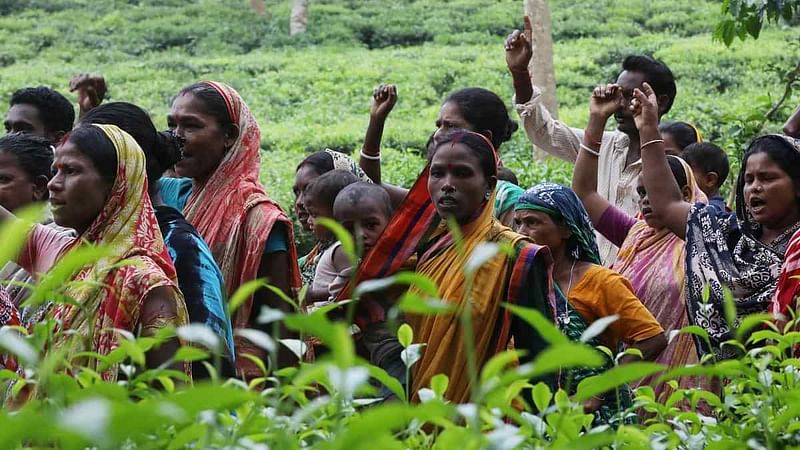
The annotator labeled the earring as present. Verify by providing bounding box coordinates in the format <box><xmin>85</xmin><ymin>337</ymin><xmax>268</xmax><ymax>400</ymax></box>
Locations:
<box><xmin>484</xmin><ymin>192</ymin><xmax>491</xmax><ymax>200</ymax></box>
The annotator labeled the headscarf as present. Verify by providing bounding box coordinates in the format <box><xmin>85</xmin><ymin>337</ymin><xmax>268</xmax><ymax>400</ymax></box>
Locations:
<box><xmin>686</xmin><ymin>134</ymin><xmax>800</xmax><ymax>359</ymax></box>
<box><xmin>493</xmin><ymin>180</ymin><xmax>523</xmax><ymax>221</ymax></box>
<box><xmin>181</xmin><ymin>81</ymin><xmax>301</xmax><ymax>377</ymax></box>
<box><xmin>324</xmin><ymin>148</ymin><xmax>372</xmax><ymax>182</ymax></box>
<box><xmin>515</xmin><ymin>182</ymin><xmax>601</xmax><ymax>265</ymax></box>
<box><xmin>343</xmin><ymin>129</ymin><xmax>555</xmax><ymax>403</ymax></box>
<box><xmin>48</xmin><ymin>124</ymin><xmax>187</xmax><ymax>381</ymax></box>
<box><xmin>613</xmin><ymin>156</ymin><xmax>706</xmax><ymax>400</ymax></box>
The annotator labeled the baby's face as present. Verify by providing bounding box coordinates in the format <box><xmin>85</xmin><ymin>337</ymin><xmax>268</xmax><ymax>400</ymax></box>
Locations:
<box><xmin>334</xmin><ymin>197</ymin><xmax>390</xmax><ymax>255</ymax></box>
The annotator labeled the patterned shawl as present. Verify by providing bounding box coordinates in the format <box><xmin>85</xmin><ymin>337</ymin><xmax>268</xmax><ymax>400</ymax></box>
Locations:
<box><xmin>614</xmin><ymin>156</ymin><xmax>706</xmax><ymax>399</ymax></box>
<box><xmin>181</xmin><ymin>81</ymin><xmax>300</xmax><ymax>377</ymax></box>
<box><xmin>48</xmin><ymin>124</ymin><xmax>187</xmax><ymax>381</ymax></box>
<box><xmin>325</xmin><ymin>148</ymin><xmax>372</xmax><ymax>182</ymax></box>
<box><xmin>685</xmin><ymin>134</ymin><xmax>800</xmax><ymax>359</ymax></box>
<box><xmin>515</xmin><ymin>182</ymin><xmax>602</xmax><ymax>264</ymax></box>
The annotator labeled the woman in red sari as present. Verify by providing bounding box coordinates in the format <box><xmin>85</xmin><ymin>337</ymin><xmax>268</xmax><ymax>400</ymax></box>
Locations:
<box><xmin>159</xmin><ymin>81</ymin><xmax>301</xmax><ymax>377</ymax></box>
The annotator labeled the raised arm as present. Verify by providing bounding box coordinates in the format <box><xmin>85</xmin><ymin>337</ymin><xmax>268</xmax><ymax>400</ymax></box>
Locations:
<box><xmin>505</xmin><ymin>17</ymin><xmax>582</xmax><ymax>163</ymax></box>
<box><xmin>783</xmin><ymin>103</ymin><xmax>800</xmax><ymax>138</ymax></box>
<box><xmin>359</xmin><ymin>84</ymin><xmax>409</xmax><ymax>207</ymax></box>
<box><xmin>633</xmin><ymin>83</ymin><xmax>691</xmax><ymax>239</ymax></box>
<box><xmin>572</xmin><ymin>84</ymin><xmax>625</xmax><ymax>224</ymax></box>
<box><xmin>69</xmin><ymin>73</ymin><xmax>107</xmax><ymax>119</ymax></box>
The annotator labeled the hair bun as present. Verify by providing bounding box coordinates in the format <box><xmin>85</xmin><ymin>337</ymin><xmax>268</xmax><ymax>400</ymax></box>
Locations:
<box><xmin>156</xmin><ymin>130</ymin><xmax>182</xmax><ymax>169</ymax></box>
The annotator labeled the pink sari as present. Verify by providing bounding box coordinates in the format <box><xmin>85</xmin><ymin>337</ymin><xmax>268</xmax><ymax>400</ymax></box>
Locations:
<box><xmin>613</xmin><ymin>157</ymin><xmax>707</xmax><ymax>402</ymax></box>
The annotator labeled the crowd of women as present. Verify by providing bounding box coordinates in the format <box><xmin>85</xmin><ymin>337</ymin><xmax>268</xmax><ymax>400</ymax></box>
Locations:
<box><xmin>1</xmin><ymin>17</ymin><xmax>800</xmax><ymax>424</ymax></box>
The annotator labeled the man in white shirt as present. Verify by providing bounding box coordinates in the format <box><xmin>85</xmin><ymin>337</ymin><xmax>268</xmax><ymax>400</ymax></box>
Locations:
<box><xmin>504</xmin><ymin>18</ymin><xmax>677</xmax><ymax>265</ymax></box>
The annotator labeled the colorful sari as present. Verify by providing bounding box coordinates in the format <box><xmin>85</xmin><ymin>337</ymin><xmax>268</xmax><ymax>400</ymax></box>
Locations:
<box><xmin>773</xmin><ymin>228</ymin><xmax>800</xmax><ymax>317</ymax></box>
<box><xmin>47</xmin><ymin>124</ymin><xmax>188</xmax><ymax>381</ymax></box>
<box><xmin>345</xmin><ymin>132</ymin><xmax>555</xmax><ymax>404</ymax></box>
<box><xmin>613</xmin><ymin>157</ymin><xmax>706</xmax><ymax>400</ymax></box>
<box><xmin>180</xmin><ymin>82</ymin><xmax>301</xmax><ymax>377</ymax></box>
<box><xmin>685</xmin><ymin>135</ymin><xmax>800</xmax><ymax>359</ymax></box>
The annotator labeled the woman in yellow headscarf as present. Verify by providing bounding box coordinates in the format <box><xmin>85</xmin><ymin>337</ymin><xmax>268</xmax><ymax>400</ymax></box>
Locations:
<box><xmin>0</xmin><ymin>124</ymin><xmax>188</xmax><ymax>381</ymax></box>
<box><xmin>348</xmin><ymin>129</ymin><xmax>554</xmax><ymax>404</ymax></box>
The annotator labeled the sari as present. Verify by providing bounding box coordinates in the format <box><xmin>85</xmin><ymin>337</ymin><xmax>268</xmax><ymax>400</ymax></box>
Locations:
<box><xmin>773</xmin><ymin>227</ymin><xmax>800</xmax><ymax>317</ymax></box>
<box><xmin>612</xmin><ymin>157</ymin><xmax>706</xmax><ymax>400</ymax></box>
<box><xmin>0</xmin><ymin>289</ymin><xmax>20</xmax><ymax>372</ymax></box>
<box><xmin>345</xmin><ymin>132</ymin><xmax>555</xmax><ymax>404</ymax></box>
<box><xmin>685</xmin><ymin>134</ymin><xmax>800</xmax><ymax>359</ymax></box>
<box><xmin>47</xmin><ymin>124</ymin><xmax>188</xmax><ymax>381</ymax></box>
<box><xmin>180</xmin><ymin>82</ymin><xmax>301</xmax><ymax>377</ymax></box>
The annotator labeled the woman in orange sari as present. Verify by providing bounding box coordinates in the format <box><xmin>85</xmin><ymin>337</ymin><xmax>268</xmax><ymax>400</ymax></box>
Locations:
<box><xmin>160</xmin><ymin>81</ymin><xmax>300</xmax><ymax>376</ymax></box>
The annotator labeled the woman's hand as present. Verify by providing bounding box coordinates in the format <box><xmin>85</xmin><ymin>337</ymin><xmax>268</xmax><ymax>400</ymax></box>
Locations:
<box><xmin>370</xmin><ymin>84</ymin><xmax>398</xmax><ymax>122</ymax></box>
<box><xmin>630</xmin><ymin>82</ymin><xmax>660</xmax><ymax>132</ymax></box>
<box><xmin>589</xmin><ymin>83</ymin><xmax>625</xmax><ymax>121</ymax></box>
<box><xmin>504</xmin><ymin>16</ymin><xmax>533</xmax><ymax>73</ymax></box>
<box><xmin>69</xmin><ymin>73</ymin><xmax>107</xmax><ymax>117</ymax></box>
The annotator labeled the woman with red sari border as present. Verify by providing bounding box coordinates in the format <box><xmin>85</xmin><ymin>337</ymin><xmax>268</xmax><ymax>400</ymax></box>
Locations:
<box><xmin>160</xmin><ymin>81</ymin><xmax>300</xmax><ymax>377</ymax></box>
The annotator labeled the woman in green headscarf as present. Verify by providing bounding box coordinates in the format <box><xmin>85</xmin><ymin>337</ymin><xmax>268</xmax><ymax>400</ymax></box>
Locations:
<box><xmin>514</xmin><ymin>182</ymin><xmax>666</xmax><ymax>425</ymax></box>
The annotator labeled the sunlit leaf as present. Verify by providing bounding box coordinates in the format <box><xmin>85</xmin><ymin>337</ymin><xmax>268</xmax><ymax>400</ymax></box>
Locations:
<box><xmin>504</xmin><ymin>303</ymin><xmax>567</xmax><ymax>345</ymax></box>
<box><xmin>397</xmin><ymin>323</ymin><xmax>413</xmax><ymax>348</ymax></box>
<box><xmin>579</xmin><ymin>314</ymin><xmax>618</xmax><ymax>343</ymax></box>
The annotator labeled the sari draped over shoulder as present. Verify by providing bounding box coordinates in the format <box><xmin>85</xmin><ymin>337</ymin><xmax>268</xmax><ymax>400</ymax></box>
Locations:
<box><xmin>685</xmin><ymin>135</ymin><xmax>800</xmax><ymax>359</ymax></box>
<box><xmin>49</xmin><ymin>124</ymin><xmax>188</xmax><ymax>381</ymax></box>
<box><xmin>613</xmin><ymin>157</ymin><xmax>706</xmax><ymax>400</ymax></box>
<box><xmin>344</xmin><ymin>133</ymin><xmax>555</xmax><ymax>404</ymax></box>
<box><xmin>181</xmin><ymin>82</ymin><xmax>301</xmax><ymax>376</ymax></box>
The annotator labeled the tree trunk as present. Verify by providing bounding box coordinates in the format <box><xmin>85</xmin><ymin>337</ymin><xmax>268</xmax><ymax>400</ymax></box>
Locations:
<box><xmin>523</xmin><ymin>0</ymin><xmax>557</xmax><ymax>160</ymax></box>
<box><xmin>525</xmin><ymin>0</ymin><xmax>558</xmax><ymax>118</ymax></box>
<box><xmin>290</xmin><ymin>0</ymin><xmax>309</xmax><ymax>35</ymax></box>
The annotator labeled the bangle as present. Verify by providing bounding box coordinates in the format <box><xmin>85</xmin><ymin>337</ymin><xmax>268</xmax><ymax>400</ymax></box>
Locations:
<box><xmin>360</xmin><ymin>148</ymin><xmax>381</xmax><ymax>161</ymax></box>
<box><xmin>583</xmin><ymin>131</ymin><xmax>602</xmax><ymax>147</ymax></box>
<box><xmin>579</xmin><ymin>143</ymin><xmax>600</xmax><ymax>157</ymax></box>
<box><xmin>641</xmin><ymin>139</ymin><xmax>665</xmax><ymax>150</ymax></box>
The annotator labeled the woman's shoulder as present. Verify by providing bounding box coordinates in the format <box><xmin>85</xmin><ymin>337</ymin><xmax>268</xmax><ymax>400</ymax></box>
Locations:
<box><xmin>576</xmin><ymin>264</ymin><xmax>632</xmax><ymax>291</ymax></box>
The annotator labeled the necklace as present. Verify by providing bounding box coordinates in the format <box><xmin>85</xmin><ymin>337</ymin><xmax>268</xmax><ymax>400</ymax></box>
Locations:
<box><xmin>556</xmin><ymin>259</ymin><xmax>576</xmax><ymax>326</ymax></box>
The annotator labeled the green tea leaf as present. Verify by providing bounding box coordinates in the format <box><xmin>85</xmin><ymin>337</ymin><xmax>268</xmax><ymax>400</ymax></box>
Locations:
<box><xmin>397</xmin><ymin>323</ymin><xmax>413</xmax><ymax>348</ymax></box>
<box><xmin>575</xmin><ymin>362</ymin><xmax>664</xmax><ymax>401</ymax></box>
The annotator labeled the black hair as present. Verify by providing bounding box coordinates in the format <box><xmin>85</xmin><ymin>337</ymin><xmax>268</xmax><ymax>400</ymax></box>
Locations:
<box><xmin>659</xmin><ymin>121</ymin><xmax>700</xmax><ymax>151</ymax></box>
<box><xmin>430</xmin><ymin>128</ymin><xmax>497</xmax><ymax>181</ymax></box>
<box><xmin>443</xmin><ymin>88</ymin><xmax>518</xmax><ymax>149</ymax></box>
<box><xmin>67</xmin><ymin>125</ymin><xmax>118</xmax><ymax>186</ymax></box>
<box><xmin>10</xmin><ymin>86</ymin><xmax>75</xmax><ymax>136</ymax></box>
<box><xmin>738</xmin><ymin>135</ymin><xmax>800</xmax><ymax>202</ymax></box>
<box><xmin>681</xmin><ymin>142</ymin><xmax>730</xmax><ymax>188</ymax></box>
<box><xmin>0</xmin><ymin>133</ymin><xmax>54</xmax><ymax>198</ymax></box>
<box><xmin>175</xmin><ymin>82</ymin><xmax>233</xmax><ymax>130</ymax></box>
<box><xmin>334</xmin><ymin>181</ymin><xmax>393</xmax><ymax>219</ymax></box>
<box><xmin>303</xmin><ymin>169</ymin><xmax>360</xmax><ymax>211</ymax></box>
<box><xmin>296</xmin><ymin>150</ymin><xmax>335</xmax><ymax>174</ymax></box>
<box><xmin>621</xmin><ymin>55</ymin><xmax>677</xmax><ymax>115</ymax></box>
<box><xmin>82</xmin><ymin>102</ymin><xmax>181</xmax><ymax>183</ymax></box>
<box><xmin>666</xmin><ymin>156</ymin><xmax>689</xmax><ymax>190</ymax></box>
<box><xmin>497</xmin><ymin>167</ymin><xmax>519</xmax><ymax>186</ymax></box>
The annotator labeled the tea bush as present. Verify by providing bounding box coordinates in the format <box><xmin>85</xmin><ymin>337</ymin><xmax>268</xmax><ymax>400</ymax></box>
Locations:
<box><xmin>3</xmin><ymin>213</ymin><xmax>800</xmax><ymax>448</ymax></box>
